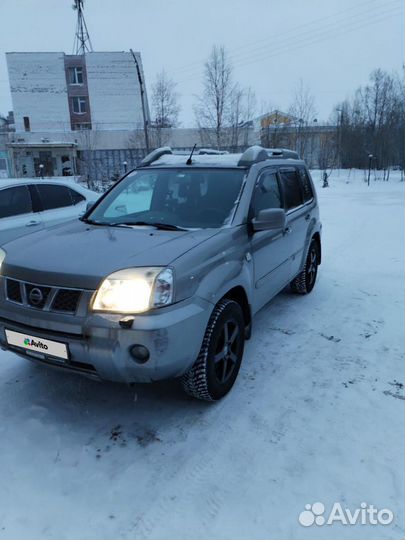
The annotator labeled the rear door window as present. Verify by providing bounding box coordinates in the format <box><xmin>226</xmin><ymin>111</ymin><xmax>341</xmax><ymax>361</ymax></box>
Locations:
<box><xmin>68</xmin><ymin>188</ymin><xmax>86</xmax><ymax>205</ymax></box>
<box><xmin>0</xmin><ymin>185</ymin><xmax>32</xmax><ymax>219</ymax></box>
<box><xmin>36</xmin><ymin>184</ymin><xmax>75</xmax><ymax>210</ymax></box>
<box><xmin>279</xmin><ymin>169</ymin><xmax>304</xmax><ymax>211</ymax></box>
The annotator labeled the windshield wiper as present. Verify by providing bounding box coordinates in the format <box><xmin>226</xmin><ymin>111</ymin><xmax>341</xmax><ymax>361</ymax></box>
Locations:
<box><xmin>81</xmin><ymin>217</ymin><xmax>132</xmax><ymax>228</ymax></box>
<box><xmin>82</xmin><ymin>217</ymin><xmax>187</xmax><ymax>231</ymax></box>
<box><xmin>112</xmin><ymin>221</ymin><xmax>188</xmax><ymax>231</ymax></box>
<box><xmin>81</xmin><ymin>217</ymin><xmax>102</xmax><ymax>225</ymax></box>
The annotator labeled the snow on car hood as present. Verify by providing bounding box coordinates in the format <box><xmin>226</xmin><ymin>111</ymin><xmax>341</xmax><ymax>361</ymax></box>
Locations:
<box><xmin>2</xmin><ymin>219</ymin><xmax>219</xmax><ymax>289</ymax></box>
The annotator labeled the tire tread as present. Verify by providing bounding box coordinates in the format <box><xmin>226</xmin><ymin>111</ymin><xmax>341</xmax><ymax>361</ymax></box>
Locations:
<box><xmin>181</xmin><ymin>299</ymin><xmax>236</xmax><ymax>401</ymax></box>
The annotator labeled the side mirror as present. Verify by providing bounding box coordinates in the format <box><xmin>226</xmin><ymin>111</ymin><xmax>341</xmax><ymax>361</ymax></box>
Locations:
<box><xmin>86</xmin><ymin>201</ymin><xmax>95</xmax><ymax>212</ymax></box>
<box><xmin>252</xmin><ymin>208</ymin><xmax>286</xmax><ymax>232</ymax></box>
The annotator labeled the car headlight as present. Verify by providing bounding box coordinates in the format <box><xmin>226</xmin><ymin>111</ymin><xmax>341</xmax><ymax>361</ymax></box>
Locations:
<box><xmin>0</xmin><ymin>248</ymin><xmax>6</xmax><ymax>274</ymax></box>
<box><xmin>92</xmin><ymin>267</ymin><xmax>174</xmax><ymax>313</ymax></box>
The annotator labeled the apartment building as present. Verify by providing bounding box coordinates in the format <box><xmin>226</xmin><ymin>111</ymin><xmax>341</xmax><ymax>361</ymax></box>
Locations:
<box><xmin>6</xmin><ymin>51</ymin><xmax>149</xmax><ymax>179</ymax></box>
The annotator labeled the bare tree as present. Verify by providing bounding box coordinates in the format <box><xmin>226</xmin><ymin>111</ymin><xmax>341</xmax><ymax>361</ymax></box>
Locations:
<box><xmin>337</xmin><ymin>69</ymin><xmax>404</xmax><ymax>171</ymax></box>
<box><xmin>242</xmin><ymin>86</ymin><xmax>257</xmax><ymax>146</ymax></box>
<box><xmin>228</xmin><ymin>84</ymin><xmax>245</xmax><ymax>149</ymax></box>
<box><xmin>318</xmin><ymin>130</ymin><xmax>338</xmax><ymax>178</ymax></box>
<box><xmin>151</xmin><ymin>70</ymin><xmax>180</xmax><ymax>147</ymax></box>
<box><xmin>75</xmin><ymin>125</ymin><xmax>108</xmax><ymax>190</ymax></box>
<box><xmin>229</xmin><ymin>86</ymin><xmax>257</xmax><ymax>148</ymax></box>
<box><xmin>288</xmin><ymin>80</ymin><xmax>317</xmax><ymax>159</ymax></box>
<box><xmin>194</xmin><ymin>45</ymin><xmax>233</xmax><ymax>149</ymax></box>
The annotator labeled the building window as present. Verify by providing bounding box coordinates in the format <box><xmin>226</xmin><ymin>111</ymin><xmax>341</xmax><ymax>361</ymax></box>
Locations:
<box><xmin>23</xmin><ymin>116</ymin><xmax>30</xmax><ymax>132</ymax></box>
<box><xmin>72</xmin><ymin>122</ymin><xmax>92</xmax><ymax>130</ymax></box>
<box><xmin>72</xmin><ymin>96</ymin><xmax>87</xmax><ymax>114</ymax></box>
<box><xmin>0</xmin><ymin>158</ymin><xmax>7</xmax><ymax>178</ymax></box>
<box><xmin>69</xmin><ymin>66</ymin><xmax>83</xmax><ymax>85</ymax></box>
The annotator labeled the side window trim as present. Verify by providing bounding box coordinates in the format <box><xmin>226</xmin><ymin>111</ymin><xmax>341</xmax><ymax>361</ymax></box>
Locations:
<box><xmin>28</xmin><ymin>184</ymin><xmax>43</xmax><ymax>213</ymax></box>
<box><xmin>20</xmin><ymin>185</ymin><xmax>32</xmax><ymax>216</ymax></box>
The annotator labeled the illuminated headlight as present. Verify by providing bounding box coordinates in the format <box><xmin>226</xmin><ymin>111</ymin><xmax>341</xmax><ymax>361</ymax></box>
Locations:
<box><xmin>0</xmin><ymin>248</ymin><xmax>6</xmax><ymax>274</ymax></box>
<box><xmin>92</xmin><ymin>267</ymin><xmax>174</xmax><ymax>313</ymax></box>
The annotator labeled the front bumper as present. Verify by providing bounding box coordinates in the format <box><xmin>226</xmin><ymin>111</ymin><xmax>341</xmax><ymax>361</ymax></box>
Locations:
<box><xmin>0</xmin><ymin>277</ymin><xmax>212</xmax><ymax>383</ymax></box>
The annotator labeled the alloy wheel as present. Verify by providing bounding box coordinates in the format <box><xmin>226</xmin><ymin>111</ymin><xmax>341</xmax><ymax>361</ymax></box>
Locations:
<box><xmin>213</xmin><ymin>318</ymin><xmax>242</xmax><ymax>384</ymax></box>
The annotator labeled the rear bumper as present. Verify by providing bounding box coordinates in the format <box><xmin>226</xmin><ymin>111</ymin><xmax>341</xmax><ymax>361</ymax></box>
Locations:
<box><xmin>0</xmin><ymin>284</ymin><xmax>212</xmax><ymax>383</ymax></box>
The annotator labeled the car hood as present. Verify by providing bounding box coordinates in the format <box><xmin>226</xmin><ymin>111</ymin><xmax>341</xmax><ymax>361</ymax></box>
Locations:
<box><xmin>2</xmin><ymin>219</ymin><xmax>219</xmax><ymax>289</ymax></box>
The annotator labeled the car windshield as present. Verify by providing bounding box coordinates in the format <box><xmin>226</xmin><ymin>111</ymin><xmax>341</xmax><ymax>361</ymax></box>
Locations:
<box><xmin>87</xmin><ymin>168</ymin><xmax>245</xmax><ymax>229</ymax></box>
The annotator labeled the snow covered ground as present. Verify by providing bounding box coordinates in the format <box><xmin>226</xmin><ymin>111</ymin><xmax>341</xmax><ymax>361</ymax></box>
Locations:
<box><xmin>0</xmin><ymin>170</ymin><xmax>403</xmax><ymax>540</ymax></box>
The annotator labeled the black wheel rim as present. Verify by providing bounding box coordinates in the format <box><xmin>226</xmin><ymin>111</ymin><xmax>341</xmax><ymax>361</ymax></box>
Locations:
<box><xmin>213</xmin><ymin>318</ymin><xmax>241</xmax><ymax>384</ymax></box>
<box><xmin>306</xmin><ymin>247</ymin><xmax>317</xmax><ymax>286</ymax></box>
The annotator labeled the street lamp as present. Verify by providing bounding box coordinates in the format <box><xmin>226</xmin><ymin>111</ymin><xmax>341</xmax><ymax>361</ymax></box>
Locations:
<box><xmin>39</xmin><ymin>163</ymin><xmax>44</xmax><ymax>179</ymax></box>
<box><xmin>336</xmin><ymin>108</ymin><xmax>344</xmax><ymax>169</ymax></box>
<box><xmin>297</xmin><ymin>118</ymin><xmax>304</xmax><ymax>156</ymax></box>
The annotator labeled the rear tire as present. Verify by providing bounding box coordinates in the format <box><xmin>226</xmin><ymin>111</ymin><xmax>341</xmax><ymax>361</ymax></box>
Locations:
<box><xmin>181</xmin><ymin>299</ymin><xmax>245</xmax><ymax>401</ymax></box>
<box><xmin>290</xmin><ymin>239</ymin><xmax>319</xmax><ymax>294</ymax></box>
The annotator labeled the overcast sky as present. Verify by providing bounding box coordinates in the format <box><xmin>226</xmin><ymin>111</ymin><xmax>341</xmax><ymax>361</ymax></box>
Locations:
<box><xmin>0</xmin><ymin>0</ymin><xmax>403</xmax><ymax>125</ymax></box>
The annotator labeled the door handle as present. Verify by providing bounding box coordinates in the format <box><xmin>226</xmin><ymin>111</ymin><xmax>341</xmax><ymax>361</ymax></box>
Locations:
<box><xmin>305</xmin><ymin>214</ymin><xmax>311</xmax><ymax>221</ymax></box>
<box><xmin>25</xmin><ymin>220</ymin><xmax>41</xmax><ymax>227</ymax></box>
<box><xmin>283</xmin><ymin>226</ymin><xmax>292</xmax><ymax>235</ymax></box>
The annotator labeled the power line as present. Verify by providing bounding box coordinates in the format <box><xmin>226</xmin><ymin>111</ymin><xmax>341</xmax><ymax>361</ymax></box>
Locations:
<box><xmin>175</xmin><ymin>5</ymin><xmax>402</xmax><ymax>85</ymax></box>
<box><xmin>171</xmin><ymin>1</ymin><xmax>402</xmax><ymax>81</ymax></box>
<box><xmin>170</xmin><ymin>0</ymin><xmax>388</xmax><ymax>75</ymax></box>
<box><xmin>232</xmin><ymin>6</ymin><xmax>402</xmax><ymax>71</ymax></box>
<box><xmin>229</xmin><ymin>2</ymin><xmax>401</xmax><ymax>67</ymax></box>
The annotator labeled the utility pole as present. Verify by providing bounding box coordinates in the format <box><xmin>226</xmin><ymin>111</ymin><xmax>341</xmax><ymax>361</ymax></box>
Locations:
<box><xmin>367</xmin><ymin>154</ymin><xmax>373</xmax><ymax>186</ymax></box>
<box><xmin>130</xmin><ymin>49</ymin><xmax>150</xmax><ymax>154</ymax></box>
<box><xmin>336</xmin><ymin>108</ymin><xmax>343</xmax><ymax>168</ymax></box>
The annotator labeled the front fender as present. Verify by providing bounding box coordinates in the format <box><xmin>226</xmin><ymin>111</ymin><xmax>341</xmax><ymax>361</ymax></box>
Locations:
<box><xmin>173</xmin><ymin>226</ymin><xmax>253</xmax><ymax>308</ymax></box>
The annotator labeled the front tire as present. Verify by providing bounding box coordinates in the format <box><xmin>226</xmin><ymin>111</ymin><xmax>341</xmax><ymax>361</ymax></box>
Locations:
<box><xmin>290</xmin><ymin>239</ymin><xmax>319</xmax><ymax>294</ymax></box>
<box><xmin>181</xmin><ymin>299</ymin><xmax>245</xmax><ymax>401</ymax></box>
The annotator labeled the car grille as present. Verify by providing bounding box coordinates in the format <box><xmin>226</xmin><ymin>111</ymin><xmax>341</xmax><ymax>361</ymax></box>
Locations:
<box><xmin>6</xmin><ymin>279</ymin><xmax>22</xmax><ymax>304</ymax></box>
<box><xmin>52</xmin><ymin>289</ymin><xmax>82</xmax><ymax>313</ymax></box>
<box><xmin>5</xmin><ymin>278</ymin><xmax>83</xmax><ymax>314</ymax></box>
<box><xmin>25</xmin><ymin>283</ymin><xmax>51</xmax><ymax>309</ymax></box>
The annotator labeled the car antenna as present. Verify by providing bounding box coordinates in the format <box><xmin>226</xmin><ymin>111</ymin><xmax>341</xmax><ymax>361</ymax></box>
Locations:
<box><xmin>186</xmin><ymin>143</ymin><xmax>197</xmax><ymax>165</ymax></box>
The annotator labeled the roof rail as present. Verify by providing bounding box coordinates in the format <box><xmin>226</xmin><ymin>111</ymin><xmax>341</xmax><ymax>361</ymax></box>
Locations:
<box><xmin>237</xmin><ymin>145</ymin><xmax>300</xmax><ymax>166</ymax></box>
<box><xmin>138</xmin><ymin>147</ymin><xmax>173</xmax><ymax>167</ymax></box>
<box><xmin>237</xmin><ymin>145</ymin><xmax>270</xmax><ymax>167</ymax></box>
<box><xmin>265</xmin><ymin>148</ymin><xmax>300</xmax><ymax>159</ymax></box>
<box><xmin>198</xmin><ymin>148</ymin><xmax>229</xmax><ymax>155</ymax></box>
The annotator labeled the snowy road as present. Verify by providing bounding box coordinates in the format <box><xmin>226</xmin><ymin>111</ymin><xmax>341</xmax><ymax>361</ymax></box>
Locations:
<box><xmin>0</xmin><ymin>171</ymin><xmax>403</xmax><ymax>540</ymax></box>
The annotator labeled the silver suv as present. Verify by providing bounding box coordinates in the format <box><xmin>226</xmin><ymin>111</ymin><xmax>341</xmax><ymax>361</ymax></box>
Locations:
<box><xmin>0</xmin><ymin>146</ymin><xmax>322</xmax><ymax>401</ymax></box>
